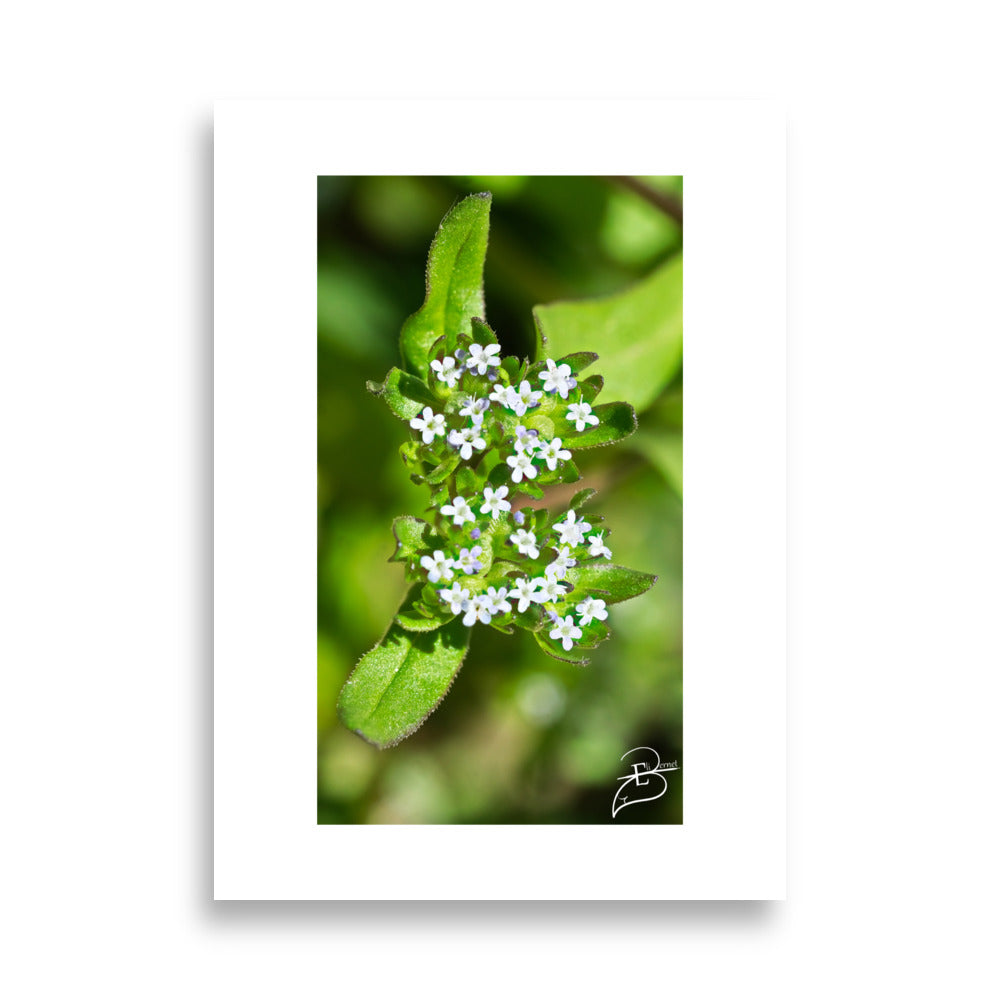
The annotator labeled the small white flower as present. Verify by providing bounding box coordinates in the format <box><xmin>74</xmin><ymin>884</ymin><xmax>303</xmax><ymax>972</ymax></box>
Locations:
<box><xmin>458</xmin><ymin>395</ymin><xmax>487</xmax><ymax>419</ymax></box>
<box><xmin>448</xmin><ymin>426</ymin><xmax>487</xmax><ymax>461</ymax></box>
<box><xmin>541</xmin><ymin>358</ymin><xmax>574</xmax><ymax>399</ymax></box>
<box><xmin>430</xmin><ymin>355</ymin><xmax>462</xmax><ymax>388</ymax></box>
<box><xmin>438</xmin><ymin>583</ymin><xmax>470</xmax><ymax>614</ymax></box>
<box><xmin>510</xmin><ymin>528</ymin><xmax>540</xmax><ymax>559</ymax></box>
<box><xmin>508</xmin><ymin>577</ymin><xmax>537</xmax><ymax>613</ymax></box>
<box><xmin>536</xmin><ymin>437</ymin><xmax>572</xmax><ymax>471</ymax></box>
<box><xmin>553</xmin><ymin>510</ymin><xmax>592</xmax><ymax>547</ymax></box>
<box><xmin>549</xmin><ymin>614</ymin><xmax>583</xmax><ymax>651</ymax></box>
<box><xmin>506</xmin><ymin>451</ymin><xmax>538</xmax><ymax>483</ymax></box>
<box><xmin>420</xmin><ymin>549</ymin><xmax>456</xmax><ymax>583</ymax></box>
<box><xmin>513</xmin><ymin>425</ymin><xmax>540</xmax><ymax>456</ymax></box>
<box><xmin>489</xmin><ymin>383</ymin><xmax>511</xmax><ymax>405</ymax></box>
<box><xmin>481</xmin><ymin>485</ymin><xmax>511</xmax><ymax>519</ymax></box>
<box><xmin>462</xmin><ymin>592</ymin><xmax>493</xmax><ymax>626</ymax></box>
<box><xmin>408</xmin><ymin>406</ymin><xmax>447</xmax><ymax>444</ymax></box>
<box><xmin>545</xmin><ymin>546</ymin><xmax>577</xmax><ymax>580</ymax></box>
<box><xmin>587</xmin><ymin>532</ymin><xmax>612</xmax><ymax>559</ymax></box>
<box><xmin>466</xmin><ymin>342</ymin><xmax>502</xmax><ymax>375</ymax></box>
<box><xmin>531</xmin><ymin>575</ymin><xmax>568</xmax><ymax>604</ymax></box>
<box><xmin>506</xmin><ymin>380</ymin><xmax>542</xmax><ymax>416</ymax></box>
<box><xmin>485</xmin><ymin>586</ymin><xmax>512</xmax><ymax>615</ymax></box>
<box><xmin>456</xmin><ymin>545</ymin><xmax>484</xmax><ymax>574</ymax></box>
<box><xmin>566</xmin><ymin>401</ymin><xmax>599</xmax><ymax>432</ymax></box>
<box><xmin>575</xmin><ymin>596</ymin><xmax>608</xmax><ymax>627</ymax></box>
<box><xmin>441</xmin><ymin>495</ymin><xmax>476</xmax><ymax>526</ymax></box>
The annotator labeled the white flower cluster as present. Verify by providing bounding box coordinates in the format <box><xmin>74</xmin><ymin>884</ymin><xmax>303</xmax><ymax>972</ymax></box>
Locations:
<box><xmin>424</xmin><ymin>498</ymin><xmax>614</xmax><ymax>653</ymax></box>
<box><xmin>405</xmin><ymin>341</ymin><xmax>618</xmax><ymax>653</ymax></box>
<box><xmin>413</xmin><ymin>341</ymin><xmax>603</xmax><ymax>488</ymax></box>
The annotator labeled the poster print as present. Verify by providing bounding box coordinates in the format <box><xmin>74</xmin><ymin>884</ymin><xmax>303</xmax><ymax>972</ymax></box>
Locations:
<box><xmin>317</xmin><ymin>177</ymin><xmax>683</xmax><ymax>825</ymax></box>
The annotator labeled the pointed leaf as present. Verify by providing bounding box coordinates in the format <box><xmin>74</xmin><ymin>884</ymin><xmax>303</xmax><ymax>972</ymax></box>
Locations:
<box><xmin>569</xmin><ymin>488</ymin><xmax>598</xmax><ymax>510</ymax></box>
<box><xmin>533</xmin><ymin>254</ymin><xmax>683</xmax><ymax>411</ymax></box>
<box><xmin>563</xmin><ymin>402</ymin><xmax>637</xmax><ymax>449</ymax></box>
<box><xmin>338</xmin><ymin>617</ymin><xmax>472</xmax><ymax>748</ymax></box>
<box><xmin>566</xmin><ymin>562</ymin><xmax>658</xmax><ymax>604</ymax></box>
<box><xmin>399</xmin><ymin>193</ymin><xmax>492</xmax><ymax>378</ymax></box>
<box><xmin>367</xmin><ymin>368</ymin><xmax>438</xmax><ymax>420</ymax></box>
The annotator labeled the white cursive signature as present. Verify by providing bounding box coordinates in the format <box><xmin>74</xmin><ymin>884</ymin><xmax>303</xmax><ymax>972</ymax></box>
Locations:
<box><xmin>612</xmin><ymin>747</ymin><xmax>679</xmax><ymax>819</ymax></box>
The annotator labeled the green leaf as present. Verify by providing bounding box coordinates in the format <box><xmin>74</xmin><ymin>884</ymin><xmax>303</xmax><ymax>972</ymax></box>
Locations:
<box><xmin>566</xmin><ymin>562</ymin><xmax>658</xmax><ymax>604</ymax></box>
<box><xmin>338</xmin><ymin>617</ymin><xmax>472</xmax><ymax>748</ymax></box>
<box><xmin>388</xmin><ymin>515</ymin><xmax>438</xmax><ymax>565</ymax></box>
<box><xmin>533</xmin><ymin>253</ymin><xmax>683</xmax><ymax>412</ymax></box>
<box><xmin>569</xmin><ymin>488</ymin><xmax>597</xmax><ymax>510</ymax></box>
<box><xmin>395</xmin><ymin>585</ymin><xmax>456</xmax><ymax>632</ymax></box>
<box><xmin>578</xmin><ymin>375</ymin><xmax>604</xmax><ymax>405</ymax></box>
<box><xmin>366</xmin><ymin>368</ymin><xmax>437</xmax><ymax>420</ymax></box>
<box><xmin>455</xmin><ymin>465</ymin><xmax>479</xmax><ymax>496</ymax></box>
<box><xmin>532</xmin><ymin>628</ymin><xmax>591</xmax><ymax>666</ymax></box>
<box><xmin>564</xmin><ymin>402</ymin><xmax>637</xmax><ymax>449</ymax></box>
<box><xmin>399</xmin><ymin>193</ymin><xmax>492</xmax><ymax>378</ymax></box>
<box><xmin>517</xmin><ymin>478</ymin><xmax>544</xmax><ymax>500</ymax></box>
<box><xmin>424</xmin><ymin>451</ymin><xmax>461</xmax><ymax>484</ymax></box>
<box><xmin>469</xmin><ymin>316</ymin><xmax>499</xmax><ymax>346</ymax></box>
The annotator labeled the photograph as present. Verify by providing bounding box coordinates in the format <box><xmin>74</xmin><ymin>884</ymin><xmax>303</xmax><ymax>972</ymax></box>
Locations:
<box><xmin>317</xmin><ymin>176</ymin><xmax>684</xmax><ymax>824</ymax></box>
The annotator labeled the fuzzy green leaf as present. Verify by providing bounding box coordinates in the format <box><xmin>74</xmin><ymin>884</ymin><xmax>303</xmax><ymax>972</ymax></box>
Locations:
<box><xmin>338</xmin><ymin>617</ymin><xmax>472</xmax><ymax>748</ymax></box>
<box><xmin>389</xmin><ymin>515</ymin><xmax>439</xmax><ymax>565</ymax></box>
<box><xmin>366</xmin><ymin>368</ymin><xmax>438</xmax><ymax>420</ymax></box>
<box><xmin>534</xmin><ymin>254</ymin><xmax>683</xmax><ymax>412</ymax></box>
<box><xmin>563</xmin><ymin>402</ymin><xmax>637</xmax><ymax>450</ymax></box>
<box><xmin>469</xmin><ymin>316</ymin><xmax>499</xmax><ymax>346</ymax></box>
<box><xmin>399</xmin><ymin>193</ymin><xmax>492</xmax><ymax>378</ymax></box>
<box><xmin>569</xmin><ymin>488</ymin><xmax>598</xmax><ymax>510</ymax></box>
<box><xmin>566</xmin><ymin>562</ymin><xmax>658</xmax><ymax>604</ymax></box>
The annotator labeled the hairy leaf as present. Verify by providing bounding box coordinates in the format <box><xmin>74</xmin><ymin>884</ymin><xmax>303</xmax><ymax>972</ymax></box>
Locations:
<box><xmin>534</xmin><ymin>254</ymin><xmax>683</xmax><ymax>411</ymax></box>
<box><xmin>563</xmin><ymin>402</ymin><xmax>637</xmax><ymax>449</ymax></box>
<box><xmin>338</xmin><ymin>617</ymin><xmax>472</xmax><ymax>748</ymax></box>
<box><xmin>399</xmin><ymin>193</ymin><xmax>492</xmax><ymax>378</ymax></box>
<box><xmin>389</xmin><ymin>515</ymin><xmax>438</xmax><ymax>565</ymax></box>
<box><xmin>566</xmin><ymin>562</ymin><xmax>658</xmax><ymax>604</ymax></box>
<box><xmin>366</xmin><ymin>368</ymin><xmax>438</xmax><ymax>420</ymax></box>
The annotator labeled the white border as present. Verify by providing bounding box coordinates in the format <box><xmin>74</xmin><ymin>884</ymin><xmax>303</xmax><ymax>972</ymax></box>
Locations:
<box><xmin>214</xmin><ymin>100</ymin><xmax>785</xmax><ymax>900</ymax></box>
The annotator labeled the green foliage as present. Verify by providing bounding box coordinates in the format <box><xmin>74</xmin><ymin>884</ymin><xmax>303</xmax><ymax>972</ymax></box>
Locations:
<box><xmin>398</xmin><ymin>192</ymin><xmax>492</xmax><ymax>378</ymax></box>
<box><xmin>337</xmin><ymin>617</ymin><xmax>472</xmax><ymax>749</ymax></box>
<box><xmin>534</xmin><ymin>253</ymin><xmax>683</xmax><ymax>412</ymax></box>
<box><xmin>337</xmin><ymin>192</ymin><xmax>665</xmax><ymax>749</ymax></box>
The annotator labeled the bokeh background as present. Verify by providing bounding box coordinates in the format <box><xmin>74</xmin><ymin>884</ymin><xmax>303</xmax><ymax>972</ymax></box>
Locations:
<box><xmin>318</xmin><ymin>176</ymin><xmax>683</xmax><ymax>823</ymax></box>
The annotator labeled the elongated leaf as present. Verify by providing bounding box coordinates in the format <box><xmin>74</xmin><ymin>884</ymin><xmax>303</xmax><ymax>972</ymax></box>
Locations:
<box><xmin>569</xmin><ymin>488</ymin><xmax>597</xmax><ymax>510</ymax></box>
<box><xmin>566</xmin><ymin>562</ymin><xmax>658</xmax><ymax>604</ymax></box>
<box><xmin>469</xmin><ymin>316</ymin><xmax>499</xmax><ymax>346</ymax></box>
<box><xmin>367</xmin><ymin>368</ymin><xmax>438</xmax><ymax>420</ymax></box>
<box><xmin>338</xmin><ymin>617</ymin><xmax>472</xmax><ymax>748</ymax></box>
<box><xmin>534</xmin><ymin>254</ymin><xmax>683</xmax><ymax>412</ymax></box>
<box><xmin>563</xmin><ymin>402</ymin><xmax>637</xmax><ymax>449</ymax></box>
<box><xmin>400</xmin><ymin>193</ymin><xmax>492</xmax><ymax>378</ymax></box>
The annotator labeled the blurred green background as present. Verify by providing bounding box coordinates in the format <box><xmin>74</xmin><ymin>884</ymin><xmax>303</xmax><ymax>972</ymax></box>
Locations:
<box><xmin>318</xmin><ymin>176</ymin><xmax>683</xmax><ymax>824</ymax></box>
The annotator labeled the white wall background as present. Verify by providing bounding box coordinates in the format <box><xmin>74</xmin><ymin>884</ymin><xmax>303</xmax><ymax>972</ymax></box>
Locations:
<box><xmin>1</xmin><ymin>3</ymin><xmax>997</xmax><ymax>996</ymax></box>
